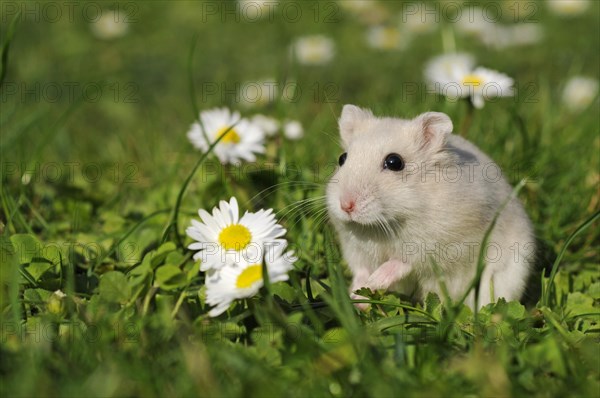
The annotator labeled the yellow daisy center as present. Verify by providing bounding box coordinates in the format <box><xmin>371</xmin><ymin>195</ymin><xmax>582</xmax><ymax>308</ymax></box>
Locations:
<box><xmin>217</xmin><ymin>126</ymin><xmax>240</xmax><ymax>144</ymax></box>
<box><xmin>381</xmin><ymin>28</ymin><xmax>399</xmax><ymax>48</ymax></box>
<box><xmin>218</xmin><ymin>224</ymin><xmax>252</xmax><ymax>251</ymax></box>
<box><xmin>236</xmin><ymin>264</ymin><xmax>263</xmax><ymax>289</ymax></box>
<box><xmin>462</xmin><ymin>74</ymin><xmax>483</xmax><ymax>87</ymax></box>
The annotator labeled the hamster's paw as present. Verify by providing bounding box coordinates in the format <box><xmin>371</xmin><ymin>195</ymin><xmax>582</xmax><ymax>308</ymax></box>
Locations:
<box><xmin>350</xmin><ymin>292</ymin><xmax>370</xmax><ymax>311</ymax></box>
<box><xmin>365</xmin><ymin>259</ymin><xmax>412</xmax><ymax>291</ymax></box>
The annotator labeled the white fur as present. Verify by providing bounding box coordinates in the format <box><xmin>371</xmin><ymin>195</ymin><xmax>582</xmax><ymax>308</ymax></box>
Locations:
<box><xmin>327</xmin><ymin>105</ymin><xmax>535</xmax><ymax>308</ymax></box>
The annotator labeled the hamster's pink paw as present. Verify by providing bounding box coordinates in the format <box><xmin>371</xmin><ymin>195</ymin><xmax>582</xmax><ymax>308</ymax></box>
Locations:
<box><xmin>365</xmin><ymin>259</ymin><xmax>412</xmax><ymax>291</ymax></box>
<box><xmin>350</xmin><ymin>292</ymin><xmax>370</xmax><ymax>311</ymax></box>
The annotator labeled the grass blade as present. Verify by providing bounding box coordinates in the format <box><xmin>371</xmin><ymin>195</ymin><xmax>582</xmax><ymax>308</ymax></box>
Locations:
<box><xmin>455</xmin><ymin>179</ymin><xmax>527</xmax><ymax>316</ymax></box>
<box><xmin>0</xmin><ymin>10</ymin><xmax>21</xmax><ymax>89</ymax></box>
<box><xmin>162</xmin><ymin>124</ymin><xmax>235</xmax><ymax>247</ymax></box>
<box><xmin>541</xmin><ymin>209</ymin><xmax>600</xmax><ymax>307</ymax></box>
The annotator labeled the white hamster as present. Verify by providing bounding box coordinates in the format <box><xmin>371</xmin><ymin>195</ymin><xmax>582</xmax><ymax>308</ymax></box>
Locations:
<box><xmin>326</xmin><ymin>105</ymin><xmax>535</xmax><ymax>308</ymax></box>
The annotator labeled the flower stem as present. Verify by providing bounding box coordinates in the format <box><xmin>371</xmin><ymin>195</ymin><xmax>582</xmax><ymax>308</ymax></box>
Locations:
<box><xmin>162</xmin><ymin>123</ymin><xmax>236</xmax><ymax>247</ymax></box>
<box><xmin>459</xmin><ymin>98</ymin><xmax>475</xmax><ymax>136</ymax></box>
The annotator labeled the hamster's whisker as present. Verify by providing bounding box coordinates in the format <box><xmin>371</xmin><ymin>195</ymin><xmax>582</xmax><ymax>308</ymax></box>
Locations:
<box><xmin>375</xmin><ymin>214</ymin><xmax>395</xmax><ymax>238</ymax></box>
<box><xmin>321</xmin><ymin>129</ymin><xmax>342</xmax><ymax>148</ymax></box>
<box><xmin>375</xmin><ymin>217</ymin><xmax>390</xmax><ymax>238</ymax></box>
<box><xmin>310</xmin><ymin>208</ymin><xmax>331</xmax><ymax>232</ymax></box>
<box><xmin>276</xmin><ymin>199</ymin><xmax>319</xmax><ymax>220</ymax></box>
<box><xmin>278</xmin><ymin>200</ymin><xmax>328</xmax><ymax>232</ymax></box>
<box><xmin>247</xmin><ymin>181</ymin><xmax>323</xmax><ymax>206</ymax></box>
<box><xmin>276</xmin><ymin>196</ymin><xmax>327</xmax><ymax>220</ymax></box>
<box><xmin>287</xmin><ymin>206</ymin><xmax>329</xmax><ymax>233</ymax></box>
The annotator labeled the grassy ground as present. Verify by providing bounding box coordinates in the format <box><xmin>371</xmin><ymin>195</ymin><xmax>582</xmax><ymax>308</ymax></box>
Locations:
<box><xmin>1</xmin><ymin>1</ymin><xmax>599</xmax><ymax>397</ymax></box>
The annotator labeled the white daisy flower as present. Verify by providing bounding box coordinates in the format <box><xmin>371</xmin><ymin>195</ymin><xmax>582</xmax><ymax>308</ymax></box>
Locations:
<box><xmin>479</xmin><ymin>24</ymin><xmax>544</xmax><ymax>49</ymax></box>
<box><xmin>425</xmin><ymin>54</ymin><xmax>514</xmax><ymax>109</ymax></box>
<box><xmin>187</xmin><ymin>107</ymin><xmax>265</xmax><ymax>164</ymax></box>
<box><xmin>251</xmin><ymin>114</ymin><xmax>280</xmax><ymax>137</ymax></box>
<box><xmin>425</xmin><ymin>53</ymin><xmax>476</xmax><ymax>100</ymax></box>
<box><xmin>237</xmin><ymin>0</ymin><xmax>278</xmax><ymax>20</ymax></box>
<box><xmin>90</xmin><ymin>9</ymin><xmax>129</xmax><ymax>40</ymax></box>
<box><xmin>400</xmin><ymin>6</ymin><xmax>438</xmax><ymax>35</ymax></box>
<box><xmin>460</xmin><ymin>67</ymin><xmax>515</xmax><ymax>109</ymax></box>
<box><xmin>205</xmin><ymin>241</ymin><xmax>296</xmax><ymax>317</ymax></box>
<box><xmin>283</xmin><ymin>120</ymin><xmax>304</xmax><ymax>140</ymax></box>
<box><xmin>547</xmin><ymin>0</ymin><xmax>590</xmax><ymax>16</ymax></box>
<box><xmin>337</xmin><ymin>0</ymin><xmax>373</xmax><ymax>13</ymax></box>
<box><xmin>186</xmin><ymin>197</ymin><xmax>286</xmax><ymax>272</ymax></box>
<box><xmin>338</xmin><ymin>0</ymin><xmax>388</xmax><ymax>25</ymax></box>
<box><xmin>238</xmin><ymin>79</ymin><xmax>278</xmax><ymax>109</ymax></box>
<box><xmin>562</xmin><ymin>76</ymin><xmax>599</xmax><ymax>112</ymax></box>
<box><xmin>365</xmin><ymin>26</ymin><xmax>408</xmax><ymax>51</ymax></box>
<box><xmin>425</xmin><ymin>53</ymin><xmax>476</xmax><ymax>86</ymax></box>
<box><xmin>454</xmin><ymin>8</ymin><xmax>494</xmax><ymax>37</ymax></box>
<box><xmin>291</xmin><ymin>35</ymin><xmax>335</xmax><ymax>66</ymax></box>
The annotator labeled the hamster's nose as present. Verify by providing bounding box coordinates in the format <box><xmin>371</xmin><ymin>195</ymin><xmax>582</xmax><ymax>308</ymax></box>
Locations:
<box><xmin>340</xmin><ymin>199</ymin><xmax>355</xmax><ymax>214</ymax></box>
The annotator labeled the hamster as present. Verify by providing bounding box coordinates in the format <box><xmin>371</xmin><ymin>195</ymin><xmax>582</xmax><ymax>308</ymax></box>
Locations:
<box><xmin>326</xmin><ymin>104</ymin><xmax>535</xmax><ymax>309</ymax></box>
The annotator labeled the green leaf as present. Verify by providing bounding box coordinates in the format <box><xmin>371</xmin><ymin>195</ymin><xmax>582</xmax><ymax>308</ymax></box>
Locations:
<box><xmin>270</xmin><ymin>282</ymin><xmax>296</xmax><ymax>303</ymax></box>
<box><xmin>165</xmin><ymin>251</ymin><xmax>185</xmax><ymax>266</ymax></box>
<box><xmin>566</xmin><ymin>292</ymin><xmax>596</xmax><ymax>316</ymax></box>
<box><xmin>10</xmin><ymin>234</ymin><xmax>60</xmax><ymax>265</ymax></box>
<box><xmin>150</xmin><ymin>242</ymin><xmax>178</xmax><ymax>268</ymax></box>
<box><xmin>587</xmin><ymin>282</ymin><xmax>600</xmax><ymax>300</ymax></box>
<box><xmin>98</xmin><ymin>271</ymin><xmax>131</xmax><ymax>304</ymax></box>
<box><xmin>425</xmin><ymin>292</ymin><xmax>443</xmax><ymax>319</ymax></box>
<box><xmin>23</xmin><ymin>288</ymin><xmax>53</xmax><ymax>304</ymax></box>
<box><xmin>155</xmin><ymin>265</ymin><xmax>186</xmax><ymax>290</ymax></box>
<box><xmin>314</xmin><ymin>328</ymin><xmax>357</xmax><ymax>374</ymax></box>
<box><xmin>25</xmin><ymin>259</ymin><xmax>55</xmax><ymax>281</ymax></box>
<box><xmin>505</xmin><ymin>301</ymin><xmax>527</xmax><ymax>319</ymax></box>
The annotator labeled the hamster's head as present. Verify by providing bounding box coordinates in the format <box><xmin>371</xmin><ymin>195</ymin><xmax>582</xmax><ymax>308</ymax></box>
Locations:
<box><xmin>326</xmin><ymin>104</ymin><xmax>453</xmax><ymax>229</ymax></box>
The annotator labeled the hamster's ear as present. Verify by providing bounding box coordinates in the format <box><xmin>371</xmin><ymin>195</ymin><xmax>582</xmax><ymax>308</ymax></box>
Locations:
<box><xmin>414</xmin><ymin>112</ymin><xmax>453</xmax><ymax>152</ymax></box>
<box><xmin>339</xmin><ymin>104</ymin><xmax>373</xmax><ymax>145</ymax></box>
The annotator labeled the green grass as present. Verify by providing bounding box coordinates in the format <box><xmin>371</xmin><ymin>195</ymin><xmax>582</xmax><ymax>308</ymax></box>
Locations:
<box><xmin>1</xmin><ymin>1</ymin><xmax>599</xmax><ymax>397</ymax></box>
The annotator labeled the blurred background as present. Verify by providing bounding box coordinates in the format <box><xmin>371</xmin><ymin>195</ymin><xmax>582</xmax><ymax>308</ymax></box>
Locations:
<box><xmin>2</xmin><ymin>0</ymin><xmax>599</xmax><ymax>266</ymax></box>
<box><xmin>1</xmin><ymin>1</ymin><xmax>599</xmax><ymax>397</ymax></box>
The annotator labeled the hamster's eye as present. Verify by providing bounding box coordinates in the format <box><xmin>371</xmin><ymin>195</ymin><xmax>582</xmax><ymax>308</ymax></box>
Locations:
<box><xmin>383</xmin><ymin>153</ymin><xmax>405</xmax><ymax>171</ymax></box>
<box><xmin>338</xmin><ymin>152</ymin><xmax>347</xmax><ymax>166</ymax></box>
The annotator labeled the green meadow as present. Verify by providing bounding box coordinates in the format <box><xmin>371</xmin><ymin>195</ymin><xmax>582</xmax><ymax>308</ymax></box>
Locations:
<box><xmin>1</xmin><ymin>1</ymin><xmax>599</xmax><ymax>397</ymax></box>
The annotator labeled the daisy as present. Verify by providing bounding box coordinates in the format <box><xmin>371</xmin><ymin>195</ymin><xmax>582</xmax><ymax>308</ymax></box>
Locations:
<box><xmin>237</xmin><ymin>0</ymin><xmax>278</xmax><ymax>20</ymax></box>
<box><xmin>283</xmin><ymin>120</ymin><xmax>304</xmax><ymax>140</ymax></box>
<box><xmin>291</xmin><ymin>35</ymin><xmax>335</xmax><ymax>66</ymax></box>
<box><xmin>338</xmin><ymin>0</ymin><xmax>388</xmax><ymax>25</ymax></box>
<box><xmin>460</xmin><ymin>67</ymin><xmax>515</xmax><ymax>109</ymax></box>
<box><xmin>562</xmin><ymin>76</ymin><xmax>599</xmax><ymax>112</ymax></box>
<box><xmin>187</xmin><ymin>107</ymin><xmax>265</xmax><ymax>164</ymax></box>
<box><xmin>90</xmin><ymin>9</ymin><xmax>129</xmax><ymax>40</ymax></box>
<box><xmin>546</xmin><ymin>0</ymin><xmax>589</xmax><ymax>16</ymax></box>
<box><xmin>238</xmin><ymin>79</ymin><xmax>278</xmax><ymax>109</ymax></box>
<box><xmin>186</xmin><ymin>197</ymin><xmax>286</xmax><ymax>272</ymax></box>
<box><xmin>479</xmin><ymin>24</ymin><xmax>544</xmax><ymax>49</ymax></box>
<box><xmin>400</xmin><ymin>6</ymin><xmax>438</xmax><ymax>35</ymax></box>
<box><xmin>337</xmin><ymin>0</ymin><xmax>373</xmax><ymax>13</ymax></box>
<box><xmin>425</xmin><ymin>53</ymin><xmax>475</xmax><ymax>100</ymax></box>
<box><xmin>251</xmin><ymin>114</ymin><xmax>280</xmax><ymax>137</ymax></box>
<box><xmin>365</xmin><ymin>26</ymin><xmax>408</xmax><ymax>51</ymax></box>
<box><xmin>425</xmin><ymin>54</ymin><xmax>514</xmax><ymax>108</ymax></box>
<box><xmin>425</xmin><ymin>53</ymin><xmax>476</xmax><ymax>87</ymax></box>
<box><xmin>205</xmin><ymin>240</ymin><xmax>296</xmax><ymax>317</ymax></box>
<box><xmin>454</xmin><ymin>8</ymin><xmax>494</xmax><ymax>38</ymax></box>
